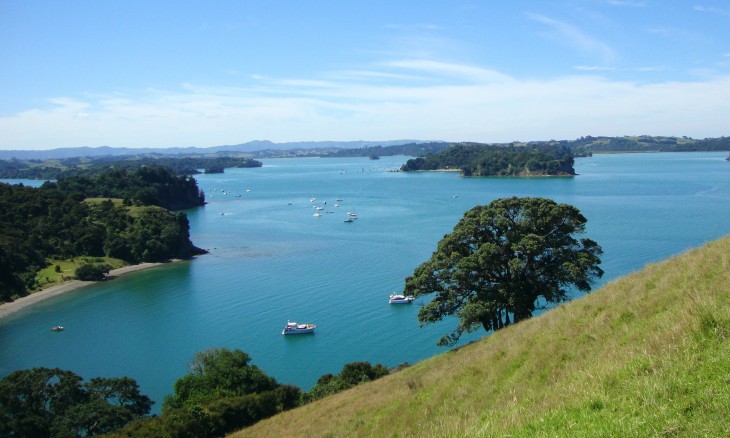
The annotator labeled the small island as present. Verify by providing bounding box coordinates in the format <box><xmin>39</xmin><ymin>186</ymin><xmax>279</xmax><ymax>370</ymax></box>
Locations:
<box><xmin>400</xmin><ymin>143</ymin><xmax>576</xmax><ymax>176</ymax></box>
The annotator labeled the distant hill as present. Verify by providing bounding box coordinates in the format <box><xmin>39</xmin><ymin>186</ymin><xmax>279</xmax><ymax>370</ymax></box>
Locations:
<box><xmin>1</xmin><ymin>135</ymin><xmax>728</xmax><ymax>161</ymax></box>
<box><xmin>234</xmin><ymin>235</ymin><xmax>730</xmax><ymax>437</ymax></box>
<box><xmin>0</xmin><ymin>140</ymin><xmax>424</xmax><ymax>160</ymax></box>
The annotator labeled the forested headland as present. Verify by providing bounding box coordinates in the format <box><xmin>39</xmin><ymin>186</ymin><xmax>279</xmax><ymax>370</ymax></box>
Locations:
<box><xmin>400</xmin><ymin>143</ymin><xmax>576</xmax><ymax>176</ymax></box>
<box><xmin>0</xmin><ymin>155</ymin><xmax>262</xmax><ymax>180</ymax></box>
<box><xmin>0</xmin><ymin>166</ymin><xmax>207</xmax><ymax>302</ymax></box>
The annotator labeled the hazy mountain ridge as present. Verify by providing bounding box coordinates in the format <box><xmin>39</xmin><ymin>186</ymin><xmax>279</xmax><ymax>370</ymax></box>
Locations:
<box><xmin>0</xmin><ymin>140</ymin><xmax>424</xmax><ymax>160</ymax></box>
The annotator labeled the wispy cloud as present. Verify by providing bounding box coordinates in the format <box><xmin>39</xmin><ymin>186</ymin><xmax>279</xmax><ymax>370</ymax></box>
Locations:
<box><xmin>527</xmin><ymin>13</ymin><xmax>617</xmax><ymax>63</ymax></box>
<box><xmin>694</xmin><ymin>5</ymin><xmax>730</xmax><ymax>16</ymax></box>
<box><xmin>607</xmin><ymin>0</ymin><xmax>647</xmax><ymax>7</ymax></box>
<box><xmin>1</xmin><ymin>60</ymin><xmax>728</xmax><ymax>149</ymax></box>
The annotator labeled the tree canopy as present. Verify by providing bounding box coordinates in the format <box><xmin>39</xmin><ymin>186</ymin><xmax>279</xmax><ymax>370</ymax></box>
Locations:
<box><xmin>0</xmin><ymin>367</ymin><xmax>152</xmax><ymax>437</ymax></box>
<box><xmin>404</xmin><ymin>197</ymin><xmax>604</xmax><ymax>346</ymax></box>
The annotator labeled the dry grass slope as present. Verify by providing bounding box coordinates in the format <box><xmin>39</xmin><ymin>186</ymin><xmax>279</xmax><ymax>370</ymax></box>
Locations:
<box><xmin>235</xmin><ymin>235</ymin><xmax>730</xmax><ymax>437</ymax></box>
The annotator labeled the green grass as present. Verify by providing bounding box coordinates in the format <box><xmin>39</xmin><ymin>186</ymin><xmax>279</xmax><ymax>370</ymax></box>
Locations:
<box><xmin>83</xmin><ymin>197</ymin><xmax>125</xmax><ymax>206</ymax></box>
<box><xmin>234</xmin><ymin>235</ymin><xmax>730</xmax><ymax>437</ymax></box>
<box><xmin>34</xmin><ymin>256</ymin><xmax>127</xmax><ymax>290</ymax></box>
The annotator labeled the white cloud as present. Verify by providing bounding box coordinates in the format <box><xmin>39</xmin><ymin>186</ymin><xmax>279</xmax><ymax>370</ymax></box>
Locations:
<box><xmin>1</xmin><ymin>60</ymin><xmax>729</xmax><ymax>149</ymax></box>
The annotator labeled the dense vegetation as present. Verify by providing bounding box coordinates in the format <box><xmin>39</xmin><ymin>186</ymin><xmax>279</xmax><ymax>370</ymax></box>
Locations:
<box><xmin>236</xmin><ymin>235</ymin><xmax>730</xmax><ymax>437</ymax></box>
<box><xmin>0</xmin><ymin>166</ymin><xmax>206</xmax><ymax>302</ymax></box>
<box><xmin>0</xmin><ymin>155</ymin><xmax>261</xmax><ymax>180</ymax></box>
<box><xmin>401</xmin><ymin>143</ymin><xmax>576</xmax><ymax>176</ymax></box>
<box><xmin>0</xmin><ymin>368</ymin><xmax>152</xmax><ymax>437</ymax></box>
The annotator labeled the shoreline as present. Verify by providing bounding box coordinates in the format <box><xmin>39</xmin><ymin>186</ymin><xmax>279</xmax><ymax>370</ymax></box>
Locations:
<box><xmin>0</xmin><ymin>262</ymin><xmax>171</xmax><ymax>320</ymax></box>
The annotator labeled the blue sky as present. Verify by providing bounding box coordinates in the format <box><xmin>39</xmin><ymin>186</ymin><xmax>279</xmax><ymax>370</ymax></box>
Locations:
<box><xmin>1</xmin><ymin>0</ymin><xmax>729</xmax><ymax>150</ymax></box>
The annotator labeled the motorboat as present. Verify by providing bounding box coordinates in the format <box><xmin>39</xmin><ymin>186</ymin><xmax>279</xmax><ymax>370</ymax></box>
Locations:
<box><xmin>313</xmin><ymin>213</ymin><xmax>322</xmax><ymax>217</ymax></box>
<box><xmin>282</xmin><ymin>321</ymin><xmax>317</xmax><ymax>335</ymax></box>
<box><xmin>51</xmin><ymin>326</ymin><xmax>64</xmax><ymax>332</ymax></box>
<box><xmin>389</xmin><ymin>293</ymin><xmax>415</xmax><ymax>304</ymax></box>
<box><xmin>344</xmin><ymin>218</ymin><xmax>354</xmax><ymax>223</ymax></box>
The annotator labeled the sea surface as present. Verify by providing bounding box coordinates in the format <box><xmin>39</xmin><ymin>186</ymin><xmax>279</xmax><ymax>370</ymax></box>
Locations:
<box><xmin>1</xmin><ymin>153</ymin><xmax>729</xmax><ymax>412</ymax></box>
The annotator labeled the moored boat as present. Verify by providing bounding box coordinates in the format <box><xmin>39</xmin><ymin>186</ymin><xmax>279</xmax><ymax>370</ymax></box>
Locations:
<box><xmin>389</xmin><ymin>293</ymin><xmax>415</xmax><ymax>304</ymax></box>
<box><xmin>282</xmin><ymin>321</ymin><xmax>317</xmax><ymax>335</ymax></box>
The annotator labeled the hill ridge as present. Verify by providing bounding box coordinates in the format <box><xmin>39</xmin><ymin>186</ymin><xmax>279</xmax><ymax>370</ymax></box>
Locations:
<box><xmin>236</xmin><ymin>235</ymin><xmax>730</xmax><ymax>437</ymax></box>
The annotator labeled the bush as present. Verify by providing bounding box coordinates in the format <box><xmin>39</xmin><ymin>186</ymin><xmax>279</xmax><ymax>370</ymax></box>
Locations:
<box><xmin>75</xmin><ymin>263</ymin><xmax>113</xmax><ymax>281</ymax></box>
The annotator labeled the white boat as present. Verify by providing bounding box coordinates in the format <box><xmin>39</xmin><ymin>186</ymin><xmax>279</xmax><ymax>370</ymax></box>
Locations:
<box><xmin>282</xmin><ymin>321</ymin><xmax>317</xmax><ymax>335</ymax></box>
<box><xmin>313</xmin><ymin>213</ymin><xmax>322</xmax><ymax>217</ymax></box>
<box><xmin>51</xmin><ymin>326</ymin><xmax>64</xmax><ymax>332</ymax></box>
<box><xmin>389</xmin><ymin>293</ymin><xmax>415</xmax><ymax>304</ymax></box>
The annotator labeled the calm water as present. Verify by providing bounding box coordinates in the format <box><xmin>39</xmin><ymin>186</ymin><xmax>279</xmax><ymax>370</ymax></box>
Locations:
<box><xmin>1</xmin><ymin>153</ymin><xmax>729</xmax><ymax>412</ymax></box>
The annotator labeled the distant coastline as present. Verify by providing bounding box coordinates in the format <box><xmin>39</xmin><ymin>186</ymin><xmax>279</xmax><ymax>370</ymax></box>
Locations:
<box><xmin>0</xmin><ymin>262</ymin><xmax>175</xmax><ymax>320</ymax></box>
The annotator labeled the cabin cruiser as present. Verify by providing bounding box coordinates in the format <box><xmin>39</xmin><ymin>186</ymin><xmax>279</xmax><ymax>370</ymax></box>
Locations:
<box><xmin>282</xmin><ymin>321</ymin><xmax>317</xmax><ymax>335</ymax></box>
<box><xmin>389</xmin><ymin>293</ymin><xmax>415</xmax><ymax>304</ymax></box>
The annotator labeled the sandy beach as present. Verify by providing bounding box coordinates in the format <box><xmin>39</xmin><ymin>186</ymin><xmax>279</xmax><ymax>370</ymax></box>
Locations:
<box><xmin>0</xmin><ymin>263</ymin><xmax>165</xmax><ymax>320</ymax></box>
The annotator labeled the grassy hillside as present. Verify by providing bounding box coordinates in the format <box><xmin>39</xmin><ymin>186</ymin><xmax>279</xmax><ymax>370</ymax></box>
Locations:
<box><xmin>235</xmin><ymin>236</ymin><xmax>730</xmax><ymax>437</ymax></box>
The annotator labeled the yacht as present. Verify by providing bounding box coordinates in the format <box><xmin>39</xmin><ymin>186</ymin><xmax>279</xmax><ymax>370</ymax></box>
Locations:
<box><xmin>282</xmin><ymin>321</ymin><xmax>317</xmax><ymax>335</ymax></box>
<box><xmin>389</xmin><ymin>293</ymin><xmax>415</xmax><ymax>304</ymax></box>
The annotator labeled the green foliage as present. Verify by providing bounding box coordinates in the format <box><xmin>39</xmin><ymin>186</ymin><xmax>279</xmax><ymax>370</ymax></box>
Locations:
<box><xmin>75</xmin><ymin>263</ymin><xmax>113</xmax><ymax>281</ymax></box>
<box><xmin>401</xmin><ymin>143</ymin><xmax>576</xmax><ymax>176</ymax></box>
<box><xmin>405</xmin><ymin>197</ymin><xmax>603</xmax><ymax>346</ymax></box>
<box><xmin>163</xmin><ymin>348</ymin><xmax>278</xmax><ymax>411</ymax></box>
<box><xmin>302</xmin><ymin>361</ymin><xmax>389</xmax><ymax>403</ymax></box>
<box><xmin>0</xmin><ymin>367</ymin><xmax>152</xmax><ymax>437</ymax></box>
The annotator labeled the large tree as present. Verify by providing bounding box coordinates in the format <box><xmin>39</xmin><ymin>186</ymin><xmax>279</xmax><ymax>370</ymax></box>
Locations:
<box><xmin>404</xmin><ymin>197</ymin><xmax>603</xmax><ymax>346</ymax></box>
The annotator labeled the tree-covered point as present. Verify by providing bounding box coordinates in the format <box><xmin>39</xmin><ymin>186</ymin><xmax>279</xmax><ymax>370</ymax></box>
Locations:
<box><xmin>0</xmin><ymin>155</ymin><xmax>262</xmax><ymax>180</ymax></box>
<box><xmin>0</xmin><ymin>180</ymin><xmax>205</xmax><ymax>302</ymax></box>
<box><xmin>401</xmin><ymin>143</ymin><xmax>576</xmax><ymax>176</ymax></box>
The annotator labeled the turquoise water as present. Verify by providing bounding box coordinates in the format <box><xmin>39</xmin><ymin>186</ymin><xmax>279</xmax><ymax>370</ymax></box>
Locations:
<box><xmin>1</xmin><ymin>153</ymin><xmax>729</xmax><ymax>412</ymax></box>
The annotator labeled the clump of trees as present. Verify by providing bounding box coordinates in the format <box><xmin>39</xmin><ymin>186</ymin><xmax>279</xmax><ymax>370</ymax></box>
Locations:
<box><xmin>0</xmin><ymin>368</ymin><xmax>152</xmax><ymax>437</ymax></box>
<box><xmin>113</xmin><ymin>348</ymin><xmax>301</xmax><ymax>437</ymax></box>
<box><xmin>401</xmin><ymin>144</ymin><xmax>576</xmax><ymax>176</ymax></box>
<box><xmin>404</xmin><ymin>197</ymin><xmax>603</xmax><ymax>346</ymax></box>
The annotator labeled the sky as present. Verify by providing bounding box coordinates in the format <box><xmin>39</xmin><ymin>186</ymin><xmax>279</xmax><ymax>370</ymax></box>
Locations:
<box><xmin>1</xmin><ymin>0</ymin><xmax>729</xmax><ymax>150</ymax></box>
